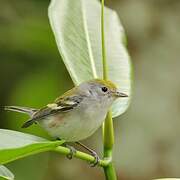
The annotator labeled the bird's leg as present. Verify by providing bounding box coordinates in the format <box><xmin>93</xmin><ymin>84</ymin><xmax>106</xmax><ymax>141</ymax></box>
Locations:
<box><xmin>75</xmin><ymin>141</ymin><xmax>100</xmax><ymax>167</ymax></box>
<box><xmin>56</xmin><ymin>138</ymin><xmax>77</xmax><ymax>160</ymax></box>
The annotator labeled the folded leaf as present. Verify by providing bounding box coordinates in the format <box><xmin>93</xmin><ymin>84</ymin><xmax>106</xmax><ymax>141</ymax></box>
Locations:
<box><xmin>0</xmin><ymin>129</ymin><xmax>64</xmax><ymax>164</ymax></box>
<box><xmin>48</xmin><ymin>0</ymin><xmax>132</xmax><ymax>117</ymax></box>
<box><xmin>0</xmin><ymin>165</ymin><xmax>14</xmax><ymax>180</ymax></box>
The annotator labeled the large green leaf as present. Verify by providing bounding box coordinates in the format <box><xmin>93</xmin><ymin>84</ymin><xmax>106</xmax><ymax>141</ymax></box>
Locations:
<box><xmin>0</xmin><ymin>129</ymin><xmax>64</xmax><ymax>164</ymax></box>
<box><xmin>48</xmin><ymin>0</ymin><xmax>131</xmax><ymax>117</ymax></box>
<box><xmin>0</xmin><ymin>165</ymin><xmax>14</xmax><ymax>180</ymax></box>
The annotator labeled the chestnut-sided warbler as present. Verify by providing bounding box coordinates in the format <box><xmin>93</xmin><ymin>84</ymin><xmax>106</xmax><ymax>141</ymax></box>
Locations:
<box><xmin>5</xmin><ymin>79</ymin><xmax>128</xmax><ymax>142</ymax></box>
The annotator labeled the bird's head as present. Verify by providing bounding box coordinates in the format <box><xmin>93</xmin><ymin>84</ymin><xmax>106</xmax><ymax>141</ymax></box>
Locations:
<box><xmin>79</xmin><ymin>79</ymin><xmax>128</xmax><ymax>107</ymax></box>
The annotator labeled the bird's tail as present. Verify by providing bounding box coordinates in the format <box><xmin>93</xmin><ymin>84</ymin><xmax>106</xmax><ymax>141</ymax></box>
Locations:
<box><xmin>4</xmin><ymin>106</ymin><xmax>37</xmax><ymax>117</ymax></box>
<box><xmin>4</xmin><ymin>106</ymin><xmax>38</xmax><ymax>128</ymax></box>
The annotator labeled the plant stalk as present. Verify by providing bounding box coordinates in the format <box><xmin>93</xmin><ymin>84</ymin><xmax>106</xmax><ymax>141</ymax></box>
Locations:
<box><xmin>101</xmin><ymin>0</ymin><xmax>117</xmax><ymax>179</ymax></box>
<box><xmin>54</xmin><ymin>146</ymin><xmax>110</xmax><ymax>167</ymax></box>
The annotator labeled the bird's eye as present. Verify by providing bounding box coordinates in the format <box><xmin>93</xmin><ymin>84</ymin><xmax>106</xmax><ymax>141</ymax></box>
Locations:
<box><xmin>101</xmin><ymin>86</ymin><xmax>108</xmax><ymax>92</ymax></box>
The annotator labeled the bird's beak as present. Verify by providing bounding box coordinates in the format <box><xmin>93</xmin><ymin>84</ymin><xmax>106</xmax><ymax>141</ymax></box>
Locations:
<box><xmin>114</xmin><ymin>91</ymin><xmax>128</xmax><ymax>98</ymax></box>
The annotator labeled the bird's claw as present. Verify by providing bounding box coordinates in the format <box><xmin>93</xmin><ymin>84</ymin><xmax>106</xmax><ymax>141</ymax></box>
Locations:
<box><xmin>66</xmin><ymin>145</ymin><xmax>77</xmax><ymax>160</ymax></box>
<box><xmin>90</xmin><ymin>151</ymin><xmax>100</xmax><ymax>167</ymax></box>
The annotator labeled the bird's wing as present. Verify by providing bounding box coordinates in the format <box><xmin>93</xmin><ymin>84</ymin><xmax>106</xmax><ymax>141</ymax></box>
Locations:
<box><xmin>22</xmin><ymin>95</ymin><xmax>83</xmax><ymax>128</ymax></box>
<box><xmin>32</xmin><ymin>95</ymin><xmax>83</xmax><ymax>121</ymax></box>
<box><xmin>21</xmin><ymin>86</ymin><xmax>84</xmax><ymax>128</ymax></box>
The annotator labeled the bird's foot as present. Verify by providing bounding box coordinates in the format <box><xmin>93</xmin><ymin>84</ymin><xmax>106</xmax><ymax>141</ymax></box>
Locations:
<box><xmin>89</xmin><ymin>151</ymin><xmax>100</xmax><ymax>167</ymax></box>
<box><xmin>56</xmin><ymin>138</ymin><xmax>77</xmax><ymax>160</ymax></box>
<box><xmin>65</xmin><ymin>144</ymin><xmax>77</xmax><ymax>160</ymax></box>
<box><xmin>75</xmin><ymin>142</ymin><xmax>100</xmax><ymax>167</ymax></box>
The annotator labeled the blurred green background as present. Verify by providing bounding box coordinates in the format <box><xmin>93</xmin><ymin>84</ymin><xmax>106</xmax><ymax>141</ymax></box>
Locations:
<box><xmin>1</xmin><ymin>0</ymin><xmax>180</xmax><ymax>179</ymax></box>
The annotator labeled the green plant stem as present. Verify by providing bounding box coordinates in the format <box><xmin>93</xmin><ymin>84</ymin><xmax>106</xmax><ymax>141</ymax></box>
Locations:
<box><xmin>54</xmin><ymin>146</ymin><xmax>110</xmax><ymax>167</ymax></box>
<box><xmin>101</xmin><ymin>0</ymin><xmax>108</xmax><ymax>81</ymax></box>
<box><xmin>103</xmin><ymin>111</ymin><xmax>114</xmax><ymax>148</ymax></box>
<box><xmin>103</xmin><ymin>113</ymin><xmax>117</xmax><ymax>180</ymax></box>
<box><xmin>101</xmin><ymin>0</ymin><xmax>117</xmax><ymax>179</ymax></box>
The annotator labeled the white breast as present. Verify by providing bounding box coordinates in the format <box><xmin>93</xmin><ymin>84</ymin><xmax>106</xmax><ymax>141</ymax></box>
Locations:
<box><xmin>39</xmin><ymin>98</ymin><xmax>111</xmax><ymax>142</ymax></box>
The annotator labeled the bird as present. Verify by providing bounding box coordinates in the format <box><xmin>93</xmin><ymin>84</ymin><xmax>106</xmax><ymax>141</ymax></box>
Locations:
<box><xmin>4</xmin><ymin>79</ymin><xmax>128</xmax><ymax>165</ymax></box>
<box><xmin>4</xmin><ymin>79</ymin><xmax>128</xmax><ymax>142</ymax></box>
